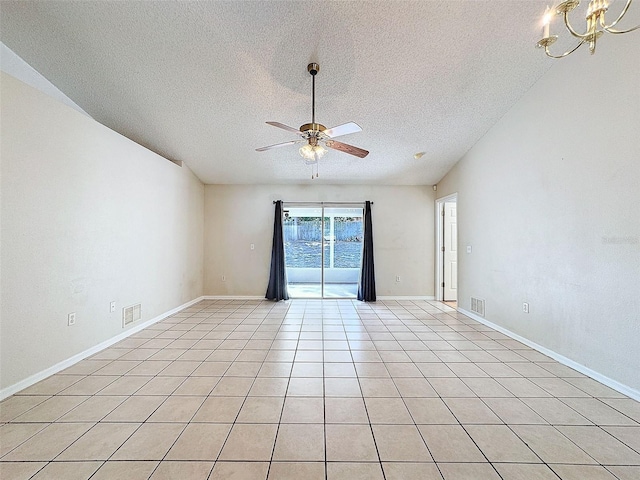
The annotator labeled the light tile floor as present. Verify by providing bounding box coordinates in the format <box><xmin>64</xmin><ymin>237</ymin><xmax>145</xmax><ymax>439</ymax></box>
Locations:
<box><xmin>1</xmin><ymin>299</ymin><xmax>639</xmax><ymax>480</ymax></box>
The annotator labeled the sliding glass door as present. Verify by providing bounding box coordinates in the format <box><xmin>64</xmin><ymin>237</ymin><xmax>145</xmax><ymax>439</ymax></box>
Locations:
<box><xmin>322</xmin><ymin>207</ymin><xmax>363</xmax><ymax>297</ymax></box>
<box><xmin>283</xmin><ymin>207</ymin><xmax>323</xmax><ymax>297</ymax></box>
<box><xmin>284</xmin><ymin>204</ymin><xmax>363</xmax><ymax>298</ymax></box>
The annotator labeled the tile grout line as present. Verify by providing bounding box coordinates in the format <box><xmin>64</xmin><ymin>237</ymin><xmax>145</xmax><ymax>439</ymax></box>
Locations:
<box><xmin>265</xmin><ymin>300</ymin><xmax>296</xmax><ymax>479</ymax></box>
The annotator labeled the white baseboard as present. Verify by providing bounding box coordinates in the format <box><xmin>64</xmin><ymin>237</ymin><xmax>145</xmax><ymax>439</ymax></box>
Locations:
<box><xmin>0</xmin><ymin>296</ymin><xmax>205</xmax><ymax>401</ymax></box>
<box><xmin>202</xmin><ymin>295</ymin><xmax>266</xmax><ymax>300</ymax></box>
<box><xmin>458</xmin><ymin>308</ymin><xmax>640</xmax><ymax>402</ymax></box>
<box><xmin>377</xmin><ymin>296</ymin><xmax>436</xmax><ymax>301</ymax></box>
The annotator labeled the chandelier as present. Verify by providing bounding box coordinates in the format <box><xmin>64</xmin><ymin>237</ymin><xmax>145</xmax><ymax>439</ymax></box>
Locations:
<box><xmin>536</xmin><ymin>0</ymin><xmax>640</xmax><ymax>58</ymax></box>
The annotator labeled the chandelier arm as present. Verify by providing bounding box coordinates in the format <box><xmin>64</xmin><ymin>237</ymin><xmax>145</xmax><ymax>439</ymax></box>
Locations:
<box><xmin>544</xmin><ymin>41</ymin><xmax>585</xmax><ymax>58</ymax></box>
<box><xmin>602</xmin><ymin>23</ymin><xmax>640</xmax><ymax>33</ymax></box>
<box><xmin>562</xmin><ymin>11</ymin><xmax>593</xmax><ymax>39</ymax></box>
<box><xmin>601</xmin><ymin>0</ymin><xmax>635</xmax><ymax>29</ymax></box>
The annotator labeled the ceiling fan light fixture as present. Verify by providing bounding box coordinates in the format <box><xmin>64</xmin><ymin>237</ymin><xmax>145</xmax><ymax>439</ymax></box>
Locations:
<box><xmin>299</xmin><ymin>143</ymin><xmax>326</xmax><ymax>163</ymax></box>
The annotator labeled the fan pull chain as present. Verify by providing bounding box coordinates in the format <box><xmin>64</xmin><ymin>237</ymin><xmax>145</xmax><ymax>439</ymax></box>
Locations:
<box><xmin>310</xmin><ymin>162</ymin><xmax>319</xmax><ymax>179</ymax></box>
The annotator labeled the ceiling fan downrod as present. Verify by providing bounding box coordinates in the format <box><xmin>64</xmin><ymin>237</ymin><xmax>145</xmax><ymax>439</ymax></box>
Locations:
<box><xmin>308</xmin><ymin>63</ymin><xmax>319</xmax><ymax>125</ymax></box>
<box><xmin>299</xmin><ymin>63</ymin><xmax>326</xmax><ymax>137</ymax></box>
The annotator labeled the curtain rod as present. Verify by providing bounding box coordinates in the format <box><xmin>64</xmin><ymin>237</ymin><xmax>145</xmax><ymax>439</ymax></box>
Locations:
<box><xmin>273</xmin><ymin>201</ymin><xmax>373</xmax><ymax>205</ymax></box>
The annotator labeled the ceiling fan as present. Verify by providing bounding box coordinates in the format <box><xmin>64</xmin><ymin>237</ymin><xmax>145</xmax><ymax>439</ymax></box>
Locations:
<box><xmin>256</xmin><ymin>63</ymin><xmax>369</xmax><ymax>177</ymax></box>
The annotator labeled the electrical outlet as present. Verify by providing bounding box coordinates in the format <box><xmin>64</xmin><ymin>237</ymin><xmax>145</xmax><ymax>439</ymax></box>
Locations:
<box><xmin>467</xmin><ymin>245</ymin><xmax>472</xmax><ymax>254</ymax></box>
<box><xmin>222</xmin><ymin>275</ymin><xmax>226</xmax><ymax>281</ymax></box>
<box><xmin>110</xmin><ymin>301</ymin><xmax>116</xmax><ymax>313</ymax></box>
<box><xmin>68</xmin><ymin>312</ymin><xmax>76</xmax><ymax>326</ymax></box>
<box><xmin>250</xmin><ymin>243</ymin><xmax>255</xmax><ymax>250</ymax></box>
<box><xmin>523</xmin><ymin>302</ymin><xmax>530</xmax><ymax>314</ymax></box>
<box><xmin>396</xmin><ymin>275</ymin><xmax>401</xmax><ymax>282</ymax></box>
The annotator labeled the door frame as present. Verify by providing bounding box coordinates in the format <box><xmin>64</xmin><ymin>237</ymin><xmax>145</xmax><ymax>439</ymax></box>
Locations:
<box><xmin>435</xmin><ymin>193</ymin><xmax>458</xmax><ymax>302</ymax></box>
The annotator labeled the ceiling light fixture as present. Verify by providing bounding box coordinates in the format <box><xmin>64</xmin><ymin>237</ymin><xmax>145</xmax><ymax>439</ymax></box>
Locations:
<box><xmin>536</xmin><ymin>0</ymin><xmax>639</xmax><ymax>58</ymax></box>
<box><xmin>299</xmin><ymin>142</ymin><xmax>326</xmax><ymax>164</ymax></box>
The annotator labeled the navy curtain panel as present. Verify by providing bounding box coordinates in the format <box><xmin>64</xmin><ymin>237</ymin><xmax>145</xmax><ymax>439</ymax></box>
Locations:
<box><xmin>265</xmin><ymin>200</ymin><xmax>289</xmax><ymax>301</ymax></box>
<box><xmin>358</xmin><ymin>201</ymin><xmax>376</xmax><ymax>302</ymax></box>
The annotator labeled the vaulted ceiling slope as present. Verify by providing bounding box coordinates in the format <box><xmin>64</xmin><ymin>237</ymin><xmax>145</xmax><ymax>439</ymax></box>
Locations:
<box><xmin>1</xmin><ymin>0</ymin><xmax>557</xmax><ymax>185</ymax></box>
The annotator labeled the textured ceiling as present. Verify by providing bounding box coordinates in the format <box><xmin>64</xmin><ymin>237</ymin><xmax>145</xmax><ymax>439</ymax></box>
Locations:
<box><xmin>1</xmin><ymin>0</ymin><xmax>562</xmax><ymax>185</ymax></box>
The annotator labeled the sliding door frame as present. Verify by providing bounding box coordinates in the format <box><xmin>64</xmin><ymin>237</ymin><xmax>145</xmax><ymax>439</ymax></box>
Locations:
<box><xmin>282</xmin><ymin>201</ymin><xmax>367</xmax><ymax>299</ymax></box>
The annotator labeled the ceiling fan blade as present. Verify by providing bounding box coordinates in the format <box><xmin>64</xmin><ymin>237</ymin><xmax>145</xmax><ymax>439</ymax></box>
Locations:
<box><xmin>324</xmin><ymin>140</ymin><xmax>369</xmax><ymax>158</ymax></box>
<box><xmin>323</xmin><ymin>122</ymin><xmax>362</xmax><ymax>138</ymax></box>
<box><xmin>266</xmin><ymin>121</ymin><xmax>302</xmax><ymax>134</ymax></box>
<box><xmin>255</xmin><ymin>140</ymin><xmax>301</xmax><ymax>152</ymax></box>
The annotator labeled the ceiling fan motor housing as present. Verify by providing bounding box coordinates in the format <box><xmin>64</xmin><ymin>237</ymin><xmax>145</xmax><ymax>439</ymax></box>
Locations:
<box><xmin>300</xmin><ymin>123</ymin><xmax>326</xmax><ymax>133</ymax></box>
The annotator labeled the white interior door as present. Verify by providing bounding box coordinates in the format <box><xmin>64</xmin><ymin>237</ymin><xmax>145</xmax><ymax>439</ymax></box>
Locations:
<box><xmin>443</xmin><ymin>201</ymin><xmax>457</xmax><ymax>301</ymax></box>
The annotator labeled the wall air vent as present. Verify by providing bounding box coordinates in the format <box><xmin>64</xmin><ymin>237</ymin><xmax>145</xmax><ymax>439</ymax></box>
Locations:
<box><xmin>470</xmin><ymin>297</ymin><xmax>485</xmax><ymax>317</ymax></box>
<box><xmin>123</xmin><ymin>303</ymin><xmax>141</xmax><ymax>327</ymax></box>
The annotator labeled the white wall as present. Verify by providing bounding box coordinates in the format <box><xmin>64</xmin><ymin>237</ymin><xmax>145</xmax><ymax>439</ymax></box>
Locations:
<box><xmin>0</xmin><ymin>73</ymin><xmax>204</xmax><ymax>392</ymax></box>
<box><xmin>437</xmin><ymin>35</ymin><xmax>640</xmax><ymax>393</ymax></box>
<box><xmin>204</xmin><ymin>185</ymin><xmax>435</xmax><ymax>297</ymax></box>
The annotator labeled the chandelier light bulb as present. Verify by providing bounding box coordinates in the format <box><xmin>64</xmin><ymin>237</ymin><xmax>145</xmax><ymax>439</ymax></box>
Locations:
<box><xmin>542</xmin><ymin>6</ymin><xmax>552</xmax><ymax>38</ymax></box>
